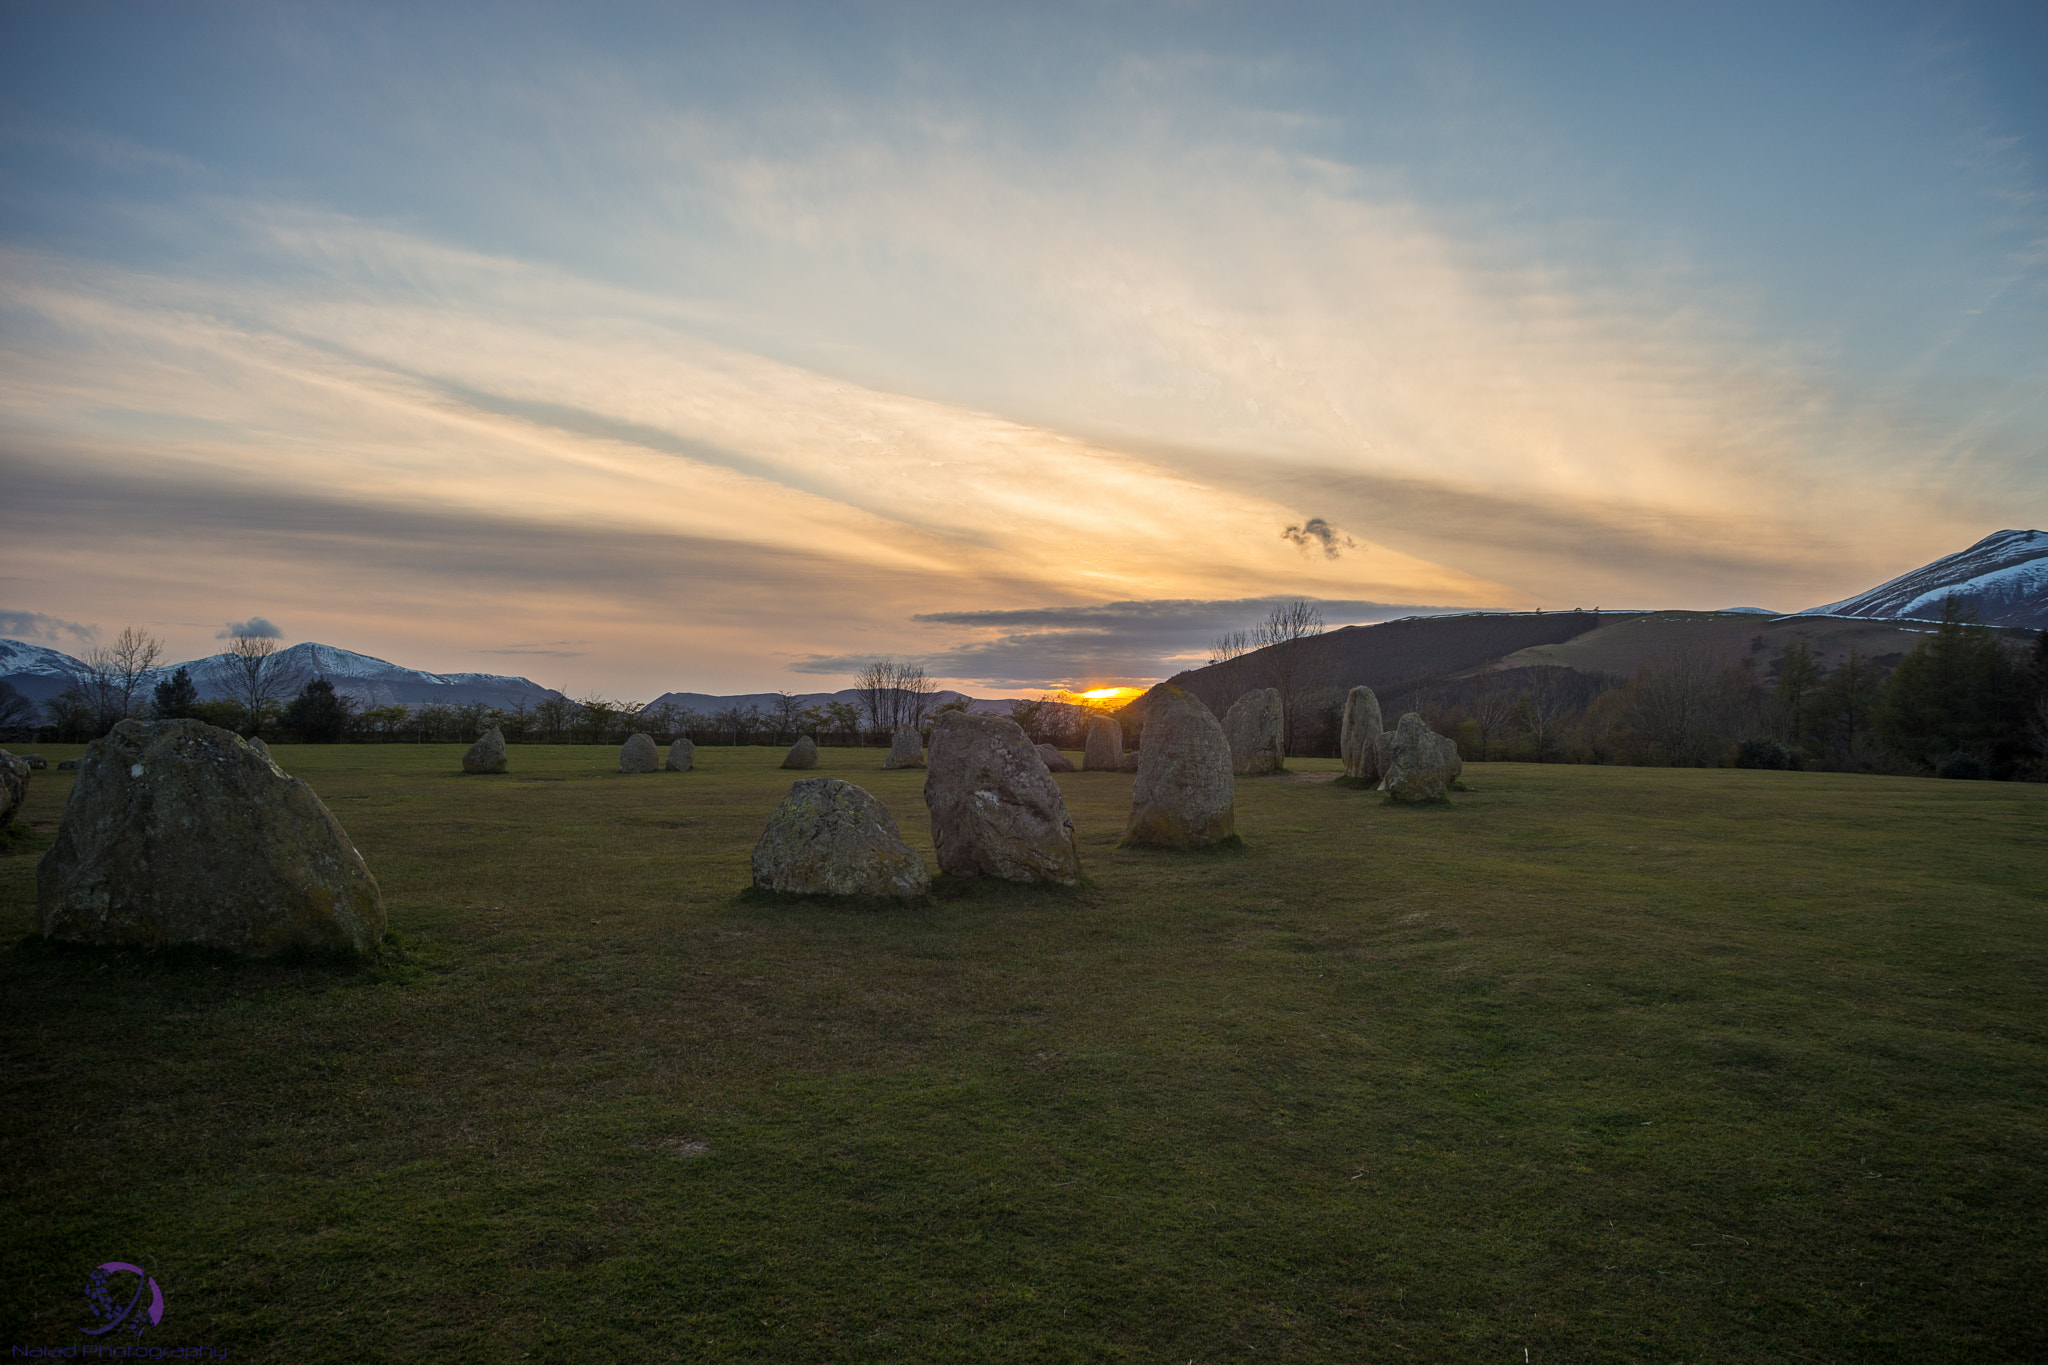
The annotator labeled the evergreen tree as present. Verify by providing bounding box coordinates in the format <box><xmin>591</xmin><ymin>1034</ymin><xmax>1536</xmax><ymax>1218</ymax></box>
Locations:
<box><xmin>280</xmin><ymin>677</ymin><xmax>352</xmax><ymax>743</ymax></box>
<box><xmin>152</xmin><ymin>667</ymin><xmax>200</xmax><ymax>720</ymax></box>
<box><xmin>1771</xmin><ymin>638</ymin><xmax>1825</xmax><ymax>746</ymax></box>
<box><xmin>1810</xmin><ymin>647</ymin><xmax>1882</xmax><ymax>764</ymax></box>
<box><xmin>1875</xmin><ymin>597</ymin><xmax>2032</xmax><ymax>776</ymax></box>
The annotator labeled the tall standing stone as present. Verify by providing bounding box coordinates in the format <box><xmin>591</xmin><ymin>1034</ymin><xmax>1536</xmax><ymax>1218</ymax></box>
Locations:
<box><xmin>462</xmin><ymin>728</ymin><xmax>508</xmax><ymax>773</ymax></box>
<box><xmin>751</xmin><ymin>777</ymin><xmax>930</xmax><ymax>898</ymax></box>
<box><xmin>1082</xmin><ymin>715</ymin><xmax>1124</xmax><ymax>771</ymax></box>
<box><xmin>1340</xmin><ymin>686</ymin><xmax>1384</xmax><ymax>781</ymax></box>
<box><xmin>923</xmin><ymin>711</ymin><xmax>1082</xmax><ymax>884</ymax></box>
<box><xmin>1123</xmin><ymin>685</ymin><xmax>1235</xmax><ymax>848</ymax></box>
<box><xmin>1384</xmin><ymin>712</ymin><xmax>1453</xmax><ymax>804</ymax></box>
<box><xmin>883</xmin><ymin>728</ymin><xmax>924</xmax><ymax>770</ymax></box>
<box><xmin>782</xmin><ymin>736</ymin><xmax>819</xmax><ymax>769</ymax></box>
<box><xmin>666</xmin><ymin>738</ymin><xmax>695</xmax><ymax>772</ymax></box>
<box><xmin>619</xmin><ymin>733</ymin><xmax>658</xmax><ymax>773</ymax></box>
<box><xmin>36</xmin><ymin>719</ymin><xmax>385</xmax><ymax>954</ymax></box>
<box><xmin>1222</xmin><ymin>688</ymin><xmax>1286</xmax><ymax>775</ymax></box>
<box><xmin>0</xmin><ymin>749</ymin><xmax>28</xmax><ymax>827</ymax></box>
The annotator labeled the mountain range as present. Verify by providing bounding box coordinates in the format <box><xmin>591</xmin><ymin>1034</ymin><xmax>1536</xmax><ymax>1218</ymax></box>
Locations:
<box><xmin>3</xmin><ymin>529</ymin><xmax>2041</xmax><ymax>715</ymax></box>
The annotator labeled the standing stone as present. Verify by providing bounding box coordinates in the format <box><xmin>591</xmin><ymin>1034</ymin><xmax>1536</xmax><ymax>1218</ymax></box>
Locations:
<box><xmin>1371</xmin><ymin>731</ymin><xmax>1395</xmax><ymax>787</ymax></box>
<box><xmin>1123</xmin><ymin>685</ymin><xmax>1235</xmax><ymax>848</ymax></box>
<box><xmin>0</xmin><ymin>749</ymin><xmax>28</xmax><ymax>826</ymax></box>
<box><xmin>666</xmin><ymin>738</ymin><xmax>695</xmax><ymax>772</ymax></box>
<box><xmin>1435</xmin><ymin>733</ymin><xmax>1463</xmax><ymax>784</ymax></box>
<box><xmin>923</xmin><ymin>711</ymin><xmax>1082</xmax><ymax>885</ymax></box>
<box><xmin>57</xmin><ymin>759</ymin><xmax>79</xmax><ymax>771</ymax></box>
<box><xmin>620</xmin><ymin>733</ymin><xmax>659</xmax><ymax>773</ymax></box>
<box><xmin>248</xmin><ymin>735</ymin><xmax>272</xmax><ymax>761</ymax></box>
<box><xmin>1340</xmin><ymin>686</ymin><xmax>1385</xmax><ymax>781</ymax></box>
<box><xmin>782</xmin><ymin>736</ymin><xmax>819</xmax><ymax>769</ymax></box>
<box><xmin>1082</xmin><ymin>715</ymin><xmax>1124</xmax><ymax>771</ymax></box>
<box><xmin>1118</xmin><ymin>749</ymin><xmax>1141</xmax><ymax>773</ymax></box>
<box><xmin>22</xmin><ymin>754</ymin><xmax>48</xmax><ymax>770</ymax></box>
<box><xmin>1384</xmin><ymin>712</ymin><xmax>1453</xmax><ymax>804</ymax></box>
<box><xmin>1036</xmin><ymin>743</ymin><xmax>1076</xmax><ymax>773</ymax></box>
<box><xmin>462</xmin><ymin>728</ymin><xmax>508</xmax><ymax>773</ymax></box>
<box><xmin>1222</xmin><ymin>688</ymin><xmax>1286</xmax><ymax>775</ymax></box>
<box><xmin>751</xmin><ymin>777</ymin><xmax>931</xmax><ymax>898</ymax></box>
<box><xmin>36</xmin><ymin>719</ymin><xmax>385</xmax><ymax>954</ymax></box>
<box><xmin>883</xmin><ymin>729</ymin><xmax>924</xmax><ymax>770</ymax></box>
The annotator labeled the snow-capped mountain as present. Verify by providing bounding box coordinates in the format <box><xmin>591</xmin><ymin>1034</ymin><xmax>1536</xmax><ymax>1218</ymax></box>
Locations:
<box><xmin>1801</xmin><ymin>530</ymin><xmax>2048</xmax><ymax>630</ymax></box>
<box><xmin>0</xmin><ymin>639</ymin><xmax>563</xmax><ymax>709</ymax></box>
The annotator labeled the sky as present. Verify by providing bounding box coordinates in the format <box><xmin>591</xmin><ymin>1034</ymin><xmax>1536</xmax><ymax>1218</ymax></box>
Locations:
<box><xmin>1</xmin><ymin>1</ymin><xmax>2043</xmax><ymax>699</ymax></box>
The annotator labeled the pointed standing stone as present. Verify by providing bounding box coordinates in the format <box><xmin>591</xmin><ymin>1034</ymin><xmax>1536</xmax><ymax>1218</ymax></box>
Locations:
<box><xmin>923</xmin><ymin>711</ymin><xmax>1082</xmax><ymax>884</ymax></box>
<box><xmin>1082</xmin><ymin>714</ymin><xmax>1124</xmax><ymax>771</ymax></box>
<box><xmin>1384</xmin><ymin>712</ymin><xmax>1453</xmax><ymax>804</ymax></box>
<box><xmin>751</xmin><ymin>777</ymin><xmax>931</xmax><ymax>898</ymax></box>
<box><xmin>1340</xmin><ymin>686</ymin><xmax>1384</xmax><ymax>781</ymax></box>
<box><xmin>883</xmin><ymin>728</ymin><xmax>924</xmax><ymax>769</ymax></box>
<box><xmin>463</xmin><ymin>728</ymin><xmax>508</xmax><ymax>773</ymax></box>
<box><xmin>619</xmin><ymin>733</ymin><xmax>658</xmax><ymax>773</ymax></box>
<box><xmin>666</xmin><ymin>738</ymin><xmax>695</xmax><ymax>772</ymax></box>
<box><xmin>782</xmin><ymin>735</ymin><xmax>819</xmax><ymax>769</ymax></box>
<box><xmin>1123</xmin><ymin>685</ymin><xmax>1235</xmax><ymax>847</ymax></box>
<box><xmin>1222</xmin><ymin>688</ymin><xmax>1286</xmax><ymax>775</ymax></box>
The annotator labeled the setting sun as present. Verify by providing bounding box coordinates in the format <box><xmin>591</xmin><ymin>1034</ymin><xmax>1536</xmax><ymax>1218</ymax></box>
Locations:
<box><xmin>1062</xmin><ymin>686</ymin><xmax>1146</xmax><ymax>706</ymax></box>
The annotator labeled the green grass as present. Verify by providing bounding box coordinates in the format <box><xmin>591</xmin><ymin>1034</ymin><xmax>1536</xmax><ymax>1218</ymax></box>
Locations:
<box><xmin>2</xmin><ymin>744</ymin><xmax>2044</xmax><ymax>1362</ymax></box>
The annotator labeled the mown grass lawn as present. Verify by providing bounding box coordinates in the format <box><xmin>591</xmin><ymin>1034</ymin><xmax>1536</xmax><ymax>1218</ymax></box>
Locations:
<box><xmin>2</xmin><ymin>743</ymin><xmax>2044</xmax><ymax>1363</ymax></box>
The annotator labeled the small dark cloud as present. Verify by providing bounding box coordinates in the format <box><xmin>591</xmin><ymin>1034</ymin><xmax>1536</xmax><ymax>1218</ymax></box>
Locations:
<box><xmin>218</xmin><ymin>616</ymin><xmax>283</xmax><ymax>640</ymax></box>
<box><xmin>479</xmin><ymin>647</ymin><xmax>587</xmax><ymax>659</ymax></box>
<box><xmin>1281</xmin><ymin>517</ymin><xmax>1357</xmax><ymax>559</ymax></box>
<box><xmin>0</xmin><ymin>609</ymin><xmax>96</xmax><ymax>644</ymax></box>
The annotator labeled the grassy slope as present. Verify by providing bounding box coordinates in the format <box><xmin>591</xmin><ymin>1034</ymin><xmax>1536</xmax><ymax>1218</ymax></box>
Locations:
<box><xmin>2</xmin><ymin>745</ymin><xmax>2044</xmax><ymax>1363</ymax></box>
<box><xmin>1493</xmin><ymin>610</ymin><xmax>2029</xmax><ymax>675</ymax></box>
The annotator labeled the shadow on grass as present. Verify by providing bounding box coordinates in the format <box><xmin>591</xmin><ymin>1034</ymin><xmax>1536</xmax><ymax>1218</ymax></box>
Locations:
<box><xmin>734</xmin><ymin>873</ymin><xmax>1098</xmax><ymax>915</ymax></box>
<box><xmin>1116</xmin><ymin>833</ymin><xmax>1248</xmax><ymax>855</ymax></box>
<box><xmin>2</xmin><ymin>929</ymin><xmax>443</xmax><ymax>993</ymax></box>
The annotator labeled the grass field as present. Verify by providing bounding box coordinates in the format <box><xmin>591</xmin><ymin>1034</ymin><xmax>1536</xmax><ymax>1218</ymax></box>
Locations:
<box><xmin>2</xmin><ymin>744</ymin><xmax>2044</xmax><ymax>1362</ymax></box>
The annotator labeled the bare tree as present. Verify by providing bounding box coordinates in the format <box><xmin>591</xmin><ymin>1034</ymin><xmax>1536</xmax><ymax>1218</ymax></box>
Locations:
<box><xmin>770</xmin><ymin>691</ymin><xmax>807</xmax><ymax>743</ymax></box>
<box><xmin>108</xmin><ymin>626</ymin><xmax>164</xmax><ymax>719</ymax></box>
<box><xmin>225</xmin><ymin>635</ymin><xmax>300</xmax><ymax>733</ymax></box>
<box><xmin>1468</xmin><ymin>673</ymin><xmax>1517</xmax><ymax>762</ymax></box>
<box><xmin>854</xmin><ymin>659</ymin><xmax>937</xmax><ymax>739</ymax></box>
<box><xmin>1251</xmin><ymin>600</ymin><xmax>1330</xmax><ymax>756</ymax></box>
<box><xmin>1627</xmin><ymin>650</ymin><xmax>1752</xmax><ymax>766</ymax></box>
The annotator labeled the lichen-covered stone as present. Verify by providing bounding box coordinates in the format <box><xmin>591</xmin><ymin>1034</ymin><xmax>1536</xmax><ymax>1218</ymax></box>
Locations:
<box><xmin>1118</xmin><ymin>750</ymin><xmax>1141</xmax><ymax>773</ymax></box>
<box><xmin>248</xmin><ymin>735</ymin><xmax>272</xmax><ymax>761</ymax></box>
<box><xmin>666</xmin><ymin>738</ymin><xmax>695</xmax><ymax>772</ymax></box>
<box><xmin>0</xmin><ymin>749</ymin><xmax>28</xmax><ymax>826</ymax></box>
<box><xmin>1340</xmin><ymin>686</ymin><xmax>1384</xmax><ymax>781</ymax></box>
<box><xmin>750</xmin><ymin>777</ymin><xmax>930</xmax><ymax>898</ymax></box>
<box><xmin>924</xmin><ymin>711</ymin><xmax>1082</xmax><ymax>884</ymax></box>
<box><xmin>57</xmin><ymin>758</ymin><xmax>79</xmax><ymax>771</ymax></box>
<box><xmin>620</xmin><ymin>733</ymin><xmax>658</xmax><ymax>773</ymax></box>
<box><xmin>1371</xmin><ymin>731</ymin><xmax>1395</xmax><ymax>787</ymax></box>
<box><xmin>22</xmin><ymin>754</ymin><xmax>48</xmax><ymax>770</ymax></box>
<box><xmin>462</xmin><ymin>728</ymin><xmax>507</xmax><ymax>773</ymax></box>
<box><xmin>1435</xmin><ymin>733</ymin><xmax>1463</xmax><ymax>784</ymax></box>
<box><xmin>1222</xmin><ymin>688</ymin><xmax>1286</xmax><ymax>775</ymax></box>
<box><xmin>782</xmin><ymin>736</ymin><xmax>819</xmax><ymax>769</ymax></box>
<box><xmin>36</xmin><ymin>719</ymin><xmax>384</xmax><ymax>954</ymax></box>
<box><xmin>883</xmin><ymin>729</ymin><xmax>924</xmax><ymax>770</ymax></box>
<box><xmin>1036</xmin><ymin>743</ymin><xmax>1076</xmax><ymax>773</ymax></box>
<box><xmin>1384</xmin><ymin>712</ymin><xmax>1452</xmax><ymax>804</ymax></box>
<box><xmin>1082</xmin><ymin>715</ymin><xmax>1123</xmax><ymax>771</ymax></box>
<box><xmin>1123</xmin><ymin>685</ymin><xmax>1235</xmax><ymax>847</ymax></box>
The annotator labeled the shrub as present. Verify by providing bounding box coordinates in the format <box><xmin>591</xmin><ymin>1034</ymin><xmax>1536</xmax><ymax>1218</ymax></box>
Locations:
<box><xmin>1735</xmin><ymin>738</ymin><xmax>1794</xmax><ymax>770</ymax></box>
<box><xmin>1934</xmin><ymin>751</ymin><xmax>1990</xmax><ymax>781</ymax></box>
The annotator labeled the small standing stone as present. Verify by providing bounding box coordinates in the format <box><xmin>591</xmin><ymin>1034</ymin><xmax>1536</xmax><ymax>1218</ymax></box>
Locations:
<box><xmin>1435</xmin><ymin>733</ymin><xmax>1463</xmax><ymax>784</ymax></box>
<box><xmin>22</xmin><ymin>754</ymin><xmax>47</xmax><ymax>771</ymax></box>
<box><xmin>1123</xmin><ymin>685</ymin><xmax>1235</xmax><ymax>847</ymax></box>
<box><xmin>0</xmin><ymin>750</ymin><xmax>28</xmax><ymax>826</ymax></box>
<box><xmin>666</xmin><ymin>738</ymin><xmax>695</xmax><ymax>772</ymax></box>
<box><xmin>1384</xmin><ymin>712</ymin><xmax>1453</xmax><ymax>804</ymax></box>
<box><xmin>248</xmin><ymin>735</ymin><xmax>272</xmax><ymax>761</ymax></box>
<box><xmin>57</xmin><ymin>759</ymin><xmax>80</xmax><ymax>771</ymax></box>
<box><xmin>1082</xmin><ymin>715</ymin><xmax>1123</xmax><ymax>771</ymax></box>
<box><xmin>883</xmin><ymin>729</ymin><xmax>924</xmax><ymax>770</ymax></box>
<box><xmin>462</xmin><ymin>728</ymin><xmax>508</xmax><ymax>773</ymax></box>
<box><xmin>1118</xmin><ymin>750</ymin><xmax>1141</xmax><ymax>773</ymax></box>
<box><xmin>923</xmin><ymin>711</ymin><xmax>1082</xmax><ymax>884</ymax></box>
<box><xmin>619</xmin><ymin>733</ymin><xmax>659</xmax><ymax>773</ymax></box>
<box><xmin>1340</xmin><ymin>686</ymin><xmax>1384</xmax><ymax>781</ymax></box>
<box><xmin>1036</xmin><ymin>743</ymin><xmax>1076</xmax><ymax>773</ymax></box>
<box><xmin>782</xmin><ymin>736</ymin><xmax>819</xmax><ymax>769</ymax></box>
<box><xmin>1222</xmin><ymin>688</ymin><xmax>1286</xmax><ymax>775</ymax></box>
<box><xmin>750</xmin><ymin>777</ymin><xmax>931</xmax><ymax>898</ymax></box>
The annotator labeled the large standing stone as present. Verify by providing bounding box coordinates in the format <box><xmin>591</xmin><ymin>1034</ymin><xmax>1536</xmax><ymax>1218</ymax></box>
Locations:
<box><xmin>782</xmin><ymin>736</ymin><xmax>819</xmax><ymax>769</ymax></box>
<box><xmin>1384</xmin><ymin>712</ymin><xmax>1453</xmax><ymax>804</ymax></box>
<box><xmin>1124</xmin><ymin>685</ymin><xmax>1235</xmax><ymax>847</ymax></box>
<box><xmin>0</xmin><ymin>749</ymin><xmax>28</xmax><ymax>826</ymax></box>
<box><xmin>923</xmin><ymin>711</ymin><xmax>1082</xmax><ymax>884</ymax></box>
<box><xmin>883</xmin><ymin>728</ymin><xmax>924</xmax><ymax>770</ymax></box>
<box><xmin>751</xmin><ymin>777</ymin><xmax>931</xmax><ymax>898</ymax></box>
<box><xmin>462</xmin><ymin>728</ymin><xmax>507</xmax><ymax>773</ymax></box>
<box><xmin>36</xmin><ymin>719</ymin><xmax>385</xmax><ymax>954</ymax></box>
<box><xmin>1340</xmin><ymin>686</ymin><xmax>1384</xmax><ymax>781</ymax></box>
<box><xmin>1036</xmin><ymin>743</ymin><xmax>1076</xmax><ymax>773</ymax></box>
<box><xmin>666</xmin><ymin>738</ymin><xmax>695</xmax><ymax>772</ymax></box>
<box><xmin>1082</xmin><ymin>715</ymin><xmax>1124</xmax><ymax>771</ymax></box>
<box><xmin>1222</xmin><ymin>688</ymin><xmax>1286</xmax><ymax>775</ymax></box>
<box><xmin>620</xmin><ymin>733</ymin><xmax>659</xmax><ymax>773</ymax></box>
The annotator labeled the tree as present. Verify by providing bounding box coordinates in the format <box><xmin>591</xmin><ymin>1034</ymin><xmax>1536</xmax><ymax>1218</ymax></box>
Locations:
<box><xmin>1626</xmin><ymin>650</ymin><xmax>1753</xmax><ymax>766</ymax></box>
<box><xmin>280</xmin><ymin>677</ymin><xmax>353</xmax><ymax>742</ymax></box>
<box><xmin>0</xmin><ymin>680</ymin><xmax>36</xmax><ymax>738</ymax></box>
<box><xmin>224</xmin><ymin>635</ymin><xmax>299</xmax><ymax>734</ymax></box>
<box><xmin>153</xmin><ymin>666</ymin><xmax>200</xmax><ymax>720</ymax></box>
<box><xmin>1875</xmin><ymin>598</ymin><xmax>2033</xmax><ymax>775</ymax></box>
<box><xmin>1467</xmin><ymin>673</ymin><xmax>1517</xmax><ymax>761</ymax></box>
<box><xmin>822</xmin><ymin>700</ymin><xmax>862</xmax><ymax>742</ymax></box>
<box><xmin>1248</xmin><ymin>600</ymin><xmax>1330</xmax><ymax>756</ymax></box>
<box><xmin>770</xmin><ymin>691</ymin><xmax>807</xmax><ymax>743</ymax></box>
<box><xmin>854</xmin><ymin>660</ymin><xmax>938</xmax><ymax>740</ymax></box>
<box><xmin>1770</xmin><ymin>638</ymin><xmax>1825</xmax><ymax>746</ymax></box>
<box><xmin>531</xmin><ymin>695</ymin><xmax>575</xmax><ymax>744</ymax></box>
<box><xmin>1808</xmin><ymin>648</ymin><xmax>1882</xmax><ymax>767</ymax></box>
